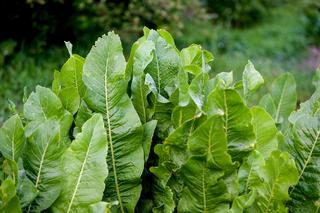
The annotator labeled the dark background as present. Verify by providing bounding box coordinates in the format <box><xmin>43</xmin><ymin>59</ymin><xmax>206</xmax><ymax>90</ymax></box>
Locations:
<box><xmin>0</xmin><ymin>0</ymin><xmax>319</xmax><ymax>123</ymax></box>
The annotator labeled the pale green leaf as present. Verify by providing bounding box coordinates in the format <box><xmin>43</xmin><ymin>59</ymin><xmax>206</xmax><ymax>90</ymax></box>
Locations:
<box><xmin>189</xmin><ymin>73</ymin><xmax>209</xmax><ymax>111</ymax></box>
<box><xmin>145</xmin><ymin>29</ymin><xmax>180</xmax><ymax>96</ymax></box>
<box><xmin>130</xmin><ymin>40</ymin><xmax>155</xmax><ymax>123</ymax></box>
<box><xmin>23</xmin><ymin>86</ymin><xmax>73</xmax><ymax>145</ymax></box>
<box><xmin>0</xmin><ymin>114</ymin><xmax>25</xmax><ymax>161</ymax></box>
<box><xmin>52</xmin><ymin>114</ymin><xmax>108</xmax><ymax>213</ymax></box>
<box><xmin>251</xmin><ymin>107</ymin><xmax>278</xmax><ymax>158</ymax></box>
<box><xmin>57</xmin><ymin>54</ymin><xmax>86</xmax><ymax>115</ymax></box>
<box><xmin>242</xmin><ymin>60</ymin><xmax>264</xmax><ymax>97</ymax></box>
<box><xmin>23</xmin><ymin>121</ymin><xmax>64</xmax><ymax>212</ymax></box>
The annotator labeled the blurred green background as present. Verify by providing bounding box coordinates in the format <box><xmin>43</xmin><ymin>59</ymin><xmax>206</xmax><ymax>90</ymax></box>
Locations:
<box><xmin>0</xmin><ymin>0</ymin><xmax>320</xmax><ymax>123</ymax></box>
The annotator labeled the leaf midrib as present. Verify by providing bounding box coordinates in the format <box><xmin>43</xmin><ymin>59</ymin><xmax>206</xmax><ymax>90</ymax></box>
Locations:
<box><xmin>66</xmin><ymin>136</ymin><xmax>92</xmax><ymax>213</ymax></box>
<box><xmin>264</xmin><ymin>182</ymin><xmax>275</xmax><ymax>212</ymax></box>
<box><xmin>27</xmin><ymin>135</ymin><xmax>51</xmax><ymax>213</ymax></box>
<box><xmin>154</xmin><ymin>49</ymin><xmax>161</xmax><ymax>93</ymax></box>
<box><xmin>104</xmin><ymin>47</ymin><xmax>124</xmax><ymax>213</ymax></box>
<box><xmin>223</xmin><ymin>90</ymin><xmax>229</xmax><ymax>136</ymax></box>
<box><xmin>275</xmin><ymin>79</ymin><xmax>287</xmax><ymax>123</ymax></box>
<box><xmin>72</xmin><ymin>56</ymin><xmax>80</xmax><ymax>95</ymax></box>
<box><xmin>11</xmin><ymin>121</ymin><xmax>16</xmax><ymax>161</ymax></box>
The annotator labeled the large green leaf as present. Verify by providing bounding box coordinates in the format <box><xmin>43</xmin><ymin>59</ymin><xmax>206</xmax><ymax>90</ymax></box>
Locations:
<box><xmin>53</xmin><ymin>54</ymin><xmax>86</xmax><ymax>115</ymax></box>
<box><xmin>242</xmin><ymin>60</ymin><xmax>264</xmax><ymax>98</ymax></box>
<box><xmin>0</xmin><ymin>114</ymin><xmax>25</xmax><ymax>161</ymax></box>
<box><xmin>144</xmin><ymin>29</ymin><xmax>180</xmax><ymax>96</ymax></box>
<box><xmin>176</xmin><ymin>116</ymin><xmax>236</xmax><ymax>212</ymax></box>
<box><xmin>140</xmin><ymin>29</ymin><xmax>181</xmax><ymax>139</ymax></box>
<box><xmin>23</xmin><ymin>86</ymin><xmax>73</xmax><ymax>145</ymax></box>
<box><xmin>83</xmin><ymin>32</ymin><xmax>144</xmax><ymax>213</ymax></box>
<box><xmin>188</xmin><ymin>115</ymin><xmax>234</xmax><ymax>169</ymax></box>
<box><xmin>52</xmin><ymin>114</ymin><xmax>108</xmax><ymax>213</ymax></box>
<box><xmin>180</xmin><ymin>44</ymin><xmax>213</xmax><ymax>76</ymax></box>
<box><xmin>23</xmin><ymin>121</ymin><xmax>64</xmax><ymax>212</ymax></box>
<box><xmin>207</xmin><ymin>87</ymin><xmax>255</xmax><ymax>160</ymax></box>
<box><xmin>172</xmin><ymin>103</ymin><xmax>198</xmax><ymax>129</ymax></box>
<box><xmin>189</xmin><ymin>72</ymin><xmax>209</xmax><ymax>112</ymax></box>
<box><xmin>259</xmin><ymin>73</ymin><xmax>296</xmax><ymax>128</ymax></box>
<box><xmin>178</xmin><ymin>45</ymin><xmax>213</xmax><ymax>107</ymax></box>
<box><xmin>130</xmin><ymin>40</ymin><xmax>155</xmax><ymax>123</ymax></box>
<box><xmin>251</xmin><ymin>107</ymin><xmax>279</xmax><ymax>158</ymax></box>
<box><xmin>248</xmin><ymin>151</ymin><xmax>298</xmax><ymax>212</ymax></box>
<box><xmin>287</xmin><ymin>115</ymin><xmax>320</xmax><ymax>212</ymax></box>
<box><xmin>178</xmin><ymin>157</ymin><xmax>230</xmax><ymax>213</ymax></box>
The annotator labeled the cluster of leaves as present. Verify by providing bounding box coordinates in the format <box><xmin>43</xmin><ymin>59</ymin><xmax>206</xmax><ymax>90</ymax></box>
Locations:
<box><xmin>0</xmin><ymin>28</ymin><xmax>319</xmax><ymax>212</ymax></box>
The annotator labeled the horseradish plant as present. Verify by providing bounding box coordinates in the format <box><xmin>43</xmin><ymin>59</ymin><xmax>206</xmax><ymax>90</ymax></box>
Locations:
<box><xmin>0</xmin><ymin>28</ymin><xmax>319</xmax><ymax>212</ymax></box>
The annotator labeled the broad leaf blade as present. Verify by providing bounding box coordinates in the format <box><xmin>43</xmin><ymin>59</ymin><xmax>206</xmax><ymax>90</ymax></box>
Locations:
<box><xmin>260</xmin><ymin>73</ymin><xmax>297</xmax><ymax>129</ymax></box>
<box><xmin>130</xmin><ymin>40</ymin><xmax>155</xmax><ymax>123</ymax></box>
<box><xmin>83</xmin><ymin>32</ymin><xmax>144</xmax><ymax>213</ymax></box>
<box><xmin>207</xmin><ymin>88</ymin><xmax>255</xmax><ymax>160</ymax></box>
<box><xmin>249</xmin><ymin>151</ymin><xmax>298</xmax><ymax>212</ymax></box>
<box><xmin>251</xmin><ymin>107</ymin><xmax>278</xmax><ymax>158</ymax></box>
<box><xmin>287</xmin><ymin>115</ymin><xmax>320</xmax><ymax>212</ymax></box>
<box><xmin>242</xmin><ymin>60</ymin><xmax>264</xmax><ymax>97</ymax></box>
<box><xmin>57</xmin><ymin>54</ymin><xmax>86</xmax><ymax>115</ymax></box>
<box><xmin>144</xmin><ymin>30</ymin><xmax>180</xmax><ymax>96</ymax></box>
<box><xmin>52</xmin><ymin>114</ymin><xmax>108</xmax><ymax>212</ymax></box>
<box><xmin>0</xmin><ymin>114</ymin><xmax>25</xmax><ymax>161</ymax></box>
<box><xmin>178</xmin><ymin>157</ymin><xmax>230</xmax><ymax>213</ymax></box>
<box><xmin>188</xmin><ymin>115</ymin><xmax>234</xmax><ymax>169</ymax></box>
<box><xmin>23</xmin><ymin>121</ymin><xmax>64</xmax><ymax>212</ymax></box>
<box><xmin>23</xmin><ymin>86</ymin><xmax>73</xmax><ymax>145</ymax></box>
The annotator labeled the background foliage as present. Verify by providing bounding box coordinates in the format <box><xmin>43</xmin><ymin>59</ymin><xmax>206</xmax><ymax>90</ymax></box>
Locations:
<box><xmin>0</xmin><ymin>0</ymin><xmax>320</xmax><ymax>123</ymax></box>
